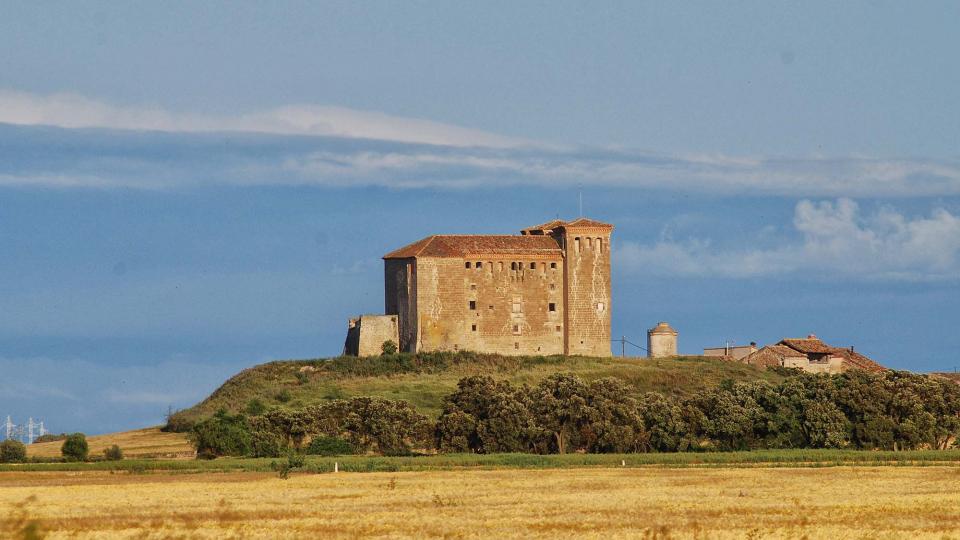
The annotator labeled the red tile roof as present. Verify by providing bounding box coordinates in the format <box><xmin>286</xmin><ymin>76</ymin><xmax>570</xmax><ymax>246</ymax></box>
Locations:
<box><xmin>521</xmin><ymin>217</ymin><xmax>614</xmax><ymax>234</ymax></box>
<box><xmin>779</xmin><ymin>338</ymin><xmax>835</xmax><ymax>354</ymax></box>
<box><xmin>384</xmin><ymin>235</ymin><xmax>562</xmax><ymax>259</ymax></box>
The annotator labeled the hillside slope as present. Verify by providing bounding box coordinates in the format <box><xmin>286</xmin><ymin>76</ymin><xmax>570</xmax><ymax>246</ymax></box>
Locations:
<box><xmin>169</xmin><ymin>352</ymin><xmax>784</xmax><ymax>429</ymax></box>
<box><xmin>27</xmin><ymin>427</ymin><xmax>193</xmax><ymax>459</ymax></box>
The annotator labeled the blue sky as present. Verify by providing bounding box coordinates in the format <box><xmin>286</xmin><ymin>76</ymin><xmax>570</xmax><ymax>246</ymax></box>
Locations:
<box><xmin>1</xmin><ymin>1</ymin><xmax>959</xmax><ymax>434</ymax></box>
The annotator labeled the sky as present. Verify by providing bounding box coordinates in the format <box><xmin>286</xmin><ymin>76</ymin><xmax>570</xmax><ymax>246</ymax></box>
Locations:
<box><xmin>1</xmin><ymin>1</ymin><xmax>959</xmax><ymax>435</ymax></box>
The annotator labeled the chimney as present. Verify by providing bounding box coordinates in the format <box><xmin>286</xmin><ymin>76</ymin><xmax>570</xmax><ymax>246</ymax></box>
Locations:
<box><xmin>807</xmin><ymin>334</ymin><xmax>817</xmax><ymax>339</ymax></box>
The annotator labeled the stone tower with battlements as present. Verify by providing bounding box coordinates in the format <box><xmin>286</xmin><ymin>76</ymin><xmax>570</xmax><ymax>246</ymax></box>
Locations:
<box><xmin>373</xmin><ymin>218</ymin><xmax>614</xmax><ymax>357</ymax></box>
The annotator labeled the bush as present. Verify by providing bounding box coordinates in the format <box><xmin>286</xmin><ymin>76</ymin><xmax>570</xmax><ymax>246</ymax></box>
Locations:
<box><xmin>381</xmin><ymin>340</ymin><xmax>398</xmax><ymax>355</ymax></box>
<box><xmin>245</xmin><ymin>399</ymin><xmax>267</xmax><ymax>416</ymax></box>
<box><xmin>33</xmin><ymin>433</ymin><xmax>68</xmax><ymax>444</ymax></box>
<box><xmin>0</xmin><ymin>439</ymin><xmax>27</xmax><ymax>463</ymax></box>
<box><xmin>305</xmin><ymin>436</ymin><xmax>354</xmax><ymax>456</ymax></box>
<box><xmin>103</xmin><ymin>444</ymin><xmax>124</xmax><ymax>461</ymax></box>
<box><xmin>249</xmin><ymin>428</ymin><xmax>284</xmax><ymax>458</ymax></box>
<box><xmin>189</xmin><ymin>409</ymin><xmax>252</xmax><ymax>458</ymax></box>
<box><xmin>275</xmin><ymin>389</ymin><xmax>292</xmax><ymax>403</ymax></box>
<box><xmin>61</xmin><ymin>433</ymin><xmax>89</xmax><ymax>462</ymax></box>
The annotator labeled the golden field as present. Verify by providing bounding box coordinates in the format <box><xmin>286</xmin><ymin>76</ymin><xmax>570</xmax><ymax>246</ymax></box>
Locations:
<box><xmin>2</xmin><ymin>467</ymin><xmax>960</xmax><ymax>539</ymax></box>
<box><xmin>26</xmin><ymin>427</ymin><xmax>193</xmax><ymax>459</ymax></box>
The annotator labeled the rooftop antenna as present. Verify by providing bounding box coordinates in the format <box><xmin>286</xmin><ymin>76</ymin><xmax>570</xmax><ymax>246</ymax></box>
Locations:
<box><xmin>578</xmin><ymin>184</ymin><xmax>583</xmax><ymax>217</ymax></box>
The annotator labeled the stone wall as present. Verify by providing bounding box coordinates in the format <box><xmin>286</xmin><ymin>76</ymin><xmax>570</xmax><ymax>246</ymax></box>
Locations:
<box><xmin>343</xmin><ymin>315</ymin><xmax>400</xmax><ymax>357</ymax></box>
<box><xmin>560</xmin><ymin>228</ymin><xmax>612</xmax><ymax>357</ymax></box>
<box><xmin>413</xmin><ymin>255</ymin><xmax>565</xmax><ymax>355</ymax></box>
<box><xmin>384</xmin><ymin>258</ymin><xmax>417</xmax><ymax>352</ymax></box>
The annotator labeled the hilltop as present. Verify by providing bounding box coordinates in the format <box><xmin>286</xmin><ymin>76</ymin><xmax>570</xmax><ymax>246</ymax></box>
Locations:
<box><xmin>167</xmin><ymin>352</ymin><xmax>785</xmax><ymax>430</ymax></box>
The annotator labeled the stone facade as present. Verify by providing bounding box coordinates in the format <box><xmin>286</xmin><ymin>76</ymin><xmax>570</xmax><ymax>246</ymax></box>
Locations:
<box><xmin>377</xmin><ymin>218</ymin><xmax>613</xmax><ymax>356</ymax></box>
<box><xmin>647</xmin><ymin>322</ymin><xmax>678</xmax><ymax>358</ymax></box>
<box><xmin>343</xmin><ymin>315</ymin><xmax>400</xmax><ymax>357</ymax></box>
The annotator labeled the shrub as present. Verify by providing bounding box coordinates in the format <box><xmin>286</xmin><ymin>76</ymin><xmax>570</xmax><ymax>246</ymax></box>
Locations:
<box><xmin>103</xmin><ymin>444</ymin><xmax>124</xmax><ymax>461</ymax></box>
<box><xmin>61</xmin><ymin>433</ymin><xmax>89</xmax><ymax>462</ymax></box>
<box><xmin>245</xmin><ymin>399</ymin><xmax>267</xmax><ymax>416</ymax></box>
<box><xmin>249</xmin><ymin>428</ymin><xmax>284</xmax><ymax>458</ymax></box>
<box><xmin>275</xmin><ymin>389</ymin><xmax>292</xmax><ymax>403</ymax></box>
<box><xmin>189</xmin><ymin>409</ymin><xmax>252</xmax><ymax>458</ymax></box>
<box><xmin>381</xmin><ymin>340</ymin><xmax>398</xmax><ymax>355</ymax></box>
<box><xmin>33</xmin><ymin>433</ymin><xmax>68</xmax><ymax>444</ymax></box>
<box><xmin>0</xmin><ymin>439</ymin><xmax>27</xmax><ymax>463</ymax></box>
<box><xmin>306</xmin><ymin>436</ymin><xmax>354</xmax><ymax>456</ymax></box>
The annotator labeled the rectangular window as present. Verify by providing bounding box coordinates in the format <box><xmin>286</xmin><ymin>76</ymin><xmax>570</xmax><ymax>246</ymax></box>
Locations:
<box><xmin>469</xmin><ymin>300</ymin><xmax>477</xmax><ymax>310</ymax></box>
<box><xmin>550</xmin><ymin>283</ymin><xmax>556</xmax><ymax>290</ymax></box>
<box><xmin>511</xmin><ymin>262</ymin><xmax>517</xmax><ymax>271</ymax></box>
<box><xmin>597</xmin><ymin>238</ymin><xmax>603</xmax><ymax>253</ymax></box>
<box><xmin>470</xmin><ymin>283</ymin><xmax>476</xmax><ymax>290</ymax></box>
<box><xmin>555</xmin><ymin>325</ymin><xmax>562</xmax><ymax>333</ymax></box>
<box><xmin>597</xmin><ymin>302</ymin><xmax>605</xmax><ymax>313</ymax></box>
<box><xmin>499</xmin><ymin>261</ymin><xmax>504</xmax><ymax>272</ymax></box>
<box><xmin>587</xmin><ymin>237</ymin><xmax>593</xmax><ymax>249</ymax></box>
<box><xmin>550</xmin><ymin>262</ymin><xmax>557</xmax><ymax>269</ymax></box>
<box><xmin>529</xmin><ymin>262</ymin><xmax>536</xmax><ymax>270</ymax></box>
<box><xmin>575</xmin><ymin>237</ymin><xmax>581</xmax><ymax>252</ymax></box>
<box><xmin>476</xmin><ymin>261</ymin><xmax>482</xmax><ymax>268</ymax></box>
<box><xmin>465</xmin><ymin>261</ymin><xmax>471</xmax><ymax>269</ymax></box>
<box><xmin>548</xmin><ymin>302</ymin><xmax>556</xmax><ymax>312</ymax></box>
<box><xmin>471</xmin><ymin>324</ymin><xmax>477</xmax><ymax>332</ymax></box>
<box><xmin>515</xmin><ymin>342</ymin><xmax>519</xmax><ymax>349</ymax></box>
<box><xmin>513</xmin><ymin>324</ymin><xmax>521</xmax><ymax>335</ymax></box>
<box><xmin>512</xmin><ymin>300</ymin><xmax>522</xmax><ymax>313</ymax></box>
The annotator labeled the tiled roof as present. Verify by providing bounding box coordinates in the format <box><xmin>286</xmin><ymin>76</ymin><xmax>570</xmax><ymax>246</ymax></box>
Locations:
<box><xmin>830</xmin><ymin>348</ymin><xmax>887</xmax><ymax>372</ymax></box>
<box><xmin>564</xmin><ymin>217</ymin><xmax>614</xmax><ymax>229</ymax></box>
<box><xmin>741</xmin><ymin>346</ymin><xmax>802</xmax><ymax>368</ymax></box>
<box><xmin>780</xmin><ymin>338</ymin><xmax>835</xmax><ymax>354</ymax></box>
<box><xmin>384</xmin><ymin>235</ymin><xmax>562</xmax><ymax>259</ymax></box>
<box><xmin>521</xmin><ymin>217</ymin><xmax>614</xmax><ymax>234</ymax></box>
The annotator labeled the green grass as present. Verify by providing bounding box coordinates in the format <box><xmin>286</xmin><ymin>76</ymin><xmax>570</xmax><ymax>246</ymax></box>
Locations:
<box><xmin>4</xmin><ymin>449</ymin><xmax>960</xmax><ymax>474</ymax></box>
<box><xmin>170</xmin><ymin>352</ymin><xmax>786</xmax><ymax>427</ymax></box>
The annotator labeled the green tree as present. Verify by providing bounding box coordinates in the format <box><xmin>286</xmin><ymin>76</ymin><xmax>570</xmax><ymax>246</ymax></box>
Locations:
<box><xmin>61</xmin><ymin>433</ymin><xmax>89</xmax><ymax>461</ymax></box>
<box><xmin>530</xmin><ymin>373</ymin><xmax>592</xmax><ymax>454</ymax></box>
<box><xmin>0</xmin><ymin>439</ymin><xmax>27</xmax><ymax>463</ymax></box>
<box><xmin>341</xmin><ymin>397</ymin><xmax>432</xmax><ymax>455</ymax></box>
<box><xmin>189</xmin><ymin>409</ymin><xmax>251</xmax><ymax>458</ymax></box>
<box><xmin>584</xmin><ymin>377</ymin><xmax>649</xmax><ymax>453</ymax></box>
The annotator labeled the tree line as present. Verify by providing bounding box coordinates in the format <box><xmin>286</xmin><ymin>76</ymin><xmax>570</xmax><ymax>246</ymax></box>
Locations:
<box><xmin>189</xmin><ymin>369</ymin><xmax>960</xmax><ymax>458</ymax></box>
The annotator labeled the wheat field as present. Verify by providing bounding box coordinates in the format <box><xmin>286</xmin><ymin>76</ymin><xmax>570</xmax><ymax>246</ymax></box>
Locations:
<box><xmin>26</xmin><ymin>427</ymin><xmax>194</xmax><ymax>460</ymax></box>
<box><xmin>2</xmin><ymin>466</ymin><xmax>960</xmax><ymax>539</ymax></box>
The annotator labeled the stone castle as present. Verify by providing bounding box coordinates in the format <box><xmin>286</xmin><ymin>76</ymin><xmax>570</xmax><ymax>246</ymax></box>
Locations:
<box><xmin>345</xmin><ymin>218</ymin><xmax>613</xmax><ymax>357</ymax></box>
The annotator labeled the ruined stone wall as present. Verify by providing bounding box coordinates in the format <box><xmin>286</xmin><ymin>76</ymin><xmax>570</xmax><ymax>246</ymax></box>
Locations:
<box><xmin>343</xmin><ymin>315</ymin><xmax>400</xmax><ymax>357</ymax></box>
<box><xmin>384</xmin><ymin>258</ymin><xmax>417</xmax><ymax>353</ymax></box>
<box><xmin>561</xmin><ymin>229</ymin><xmax>612</xmax><ymax>357</ymax></box>
<box><xmin>414</xmin><ymin>255</ymin><xmax>564</xmax><ymax>355</ymax></box>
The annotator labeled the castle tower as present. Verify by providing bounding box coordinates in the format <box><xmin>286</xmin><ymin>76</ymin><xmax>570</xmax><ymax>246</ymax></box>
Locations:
<box><xmin>557</xmin><ymin>218</ymin><xmax>614</xmax><ymax>357</ymax></box>
<box><xmin>647</xmin><ymin>322</ymin><xmax>678</xmax><ymax>358</ymax></box>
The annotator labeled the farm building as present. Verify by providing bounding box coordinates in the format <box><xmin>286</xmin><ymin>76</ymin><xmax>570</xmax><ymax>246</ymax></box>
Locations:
<box><xmin>740</xmin><ymin>334</ymin><xmax>885</xmax><ymax>374</ymax></box>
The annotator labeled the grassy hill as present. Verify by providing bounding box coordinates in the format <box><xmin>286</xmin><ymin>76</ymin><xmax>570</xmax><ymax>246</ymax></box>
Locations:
<box><xmin>168</xmin><ymin>352</ymin><xmax>785</xmax><ymax>429</ymax></box>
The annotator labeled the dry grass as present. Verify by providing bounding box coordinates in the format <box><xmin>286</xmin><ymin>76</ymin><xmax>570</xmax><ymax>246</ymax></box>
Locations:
<box><xmin>3</xmin><ymin>467</ymin><xmax>960</xmax><ymax>538</ymax></box>
<box><xmin>26</xmin><ymin>427</ymin><xmax>193</xmax><ymax>459</ymax></box>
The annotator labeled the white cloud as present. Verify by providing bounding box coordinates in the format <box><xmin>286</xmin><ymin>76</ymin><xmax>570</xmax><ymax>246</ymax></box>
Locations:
<box><xmin>1</xmin><ymin>89</ymin><xmax>959</xmax><ymax>196</ymax></box>
<box><xmin>0</xmin><ymin>89</ymin><xmax>531</xmax><ymax>148</ymax></box>
<box><xmin>616</xmin><ymin>199</ymin><xmax>960</xmax><ymax>281</ymax></box>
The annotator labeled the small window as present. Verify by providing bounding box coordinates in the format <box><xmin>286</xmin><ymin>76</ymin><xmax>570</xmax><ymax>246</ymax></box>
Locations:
<box><xmin>511</xmin><ymin>262</ymin><xmax>517</xmax><ymax>271</ymax></box>
<box><xmin>471</xmin><ymin>324</ymin><xmax>477</xmax><ymax>332</ymax></box>
<box><xmin>512</xmin><ymin>301</ymin><xmax>522</xmax><ymax>313</ymax></box>
<box><xmin>548</xmin><ymin>303</ymin><xmax>556</xmax><ymax>312</ymax></box>
<box><xmin>597</xmin><ymin>302</ymin><xmax>605</xmax><ymax>313</ymax></box>
<box><xmin>515</xmin><ymin>342</ymin><xmax>519</xmax><ymax>350</ymax></box>
<box><xmin>469</xmin><ymin>301</ymin><xmax>477</xmax><ymax>310</ymax></box>
<box><xmin>587</xmin><ymin>237</ymin><xmax>593</xmax><ymax>249</ymax></box>
<box><xmin>512</xmin><ymin>324</ymin><xmax>520</xmax><ymax>335</ymax></box>
<box><xmin>488</xmin><ymin>305</ymin><xmax>494</xmax><ymax>310</ymax></box>
<box><xmin>550</xmin><ymin>262</ymin><xmax>557</xmax><ymax>269</ymax></box>
<box><xmin>499</xmin><ymin>261</ymin><xmax>504</xmax><ymax>272</ymax></box>
<box><xmin>465</xmin><ymin>261</ymin><xmax>471</xmax><ymax>269</ymax></box>
<box><xmin>470</xmin><ymin>283</ymin><xmax>476</xmax><ymax>290</ymax></box>
<box><xmin>597</xmin><ymin>238</ymin><xmax>603</xmax><ymax>253</ymax></box>
<box><xmin>575</xmin><ymin>237</ymin><xmax>581</xmax><ymax>252</ymax></box>
<box><xmin>476</xmin><ymin>261</ymin><xmax>482</xmax><ymax>268</ymax></box>
<box><xmin>550</xmin><ymin>283</ymin><xmax>556</xmax><ymax>290</ymax></box>
<box><xmin>529</xmin><ymin>262</ymin><xmax>536</xmax><ymax>270</ymax></box>
<box><xmin>555</xmin><ymin>325</ymin><xmax>562</xmax><ymax>333</ymax></box>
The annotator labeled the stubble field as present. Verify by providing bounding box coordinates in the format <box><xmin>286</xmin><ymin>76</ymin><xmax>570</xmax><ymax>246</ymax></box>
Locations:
<box><xmin>2</xmin><ymin>466</ymin><xmax>960</xmax><ymax>539</ymax></box>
